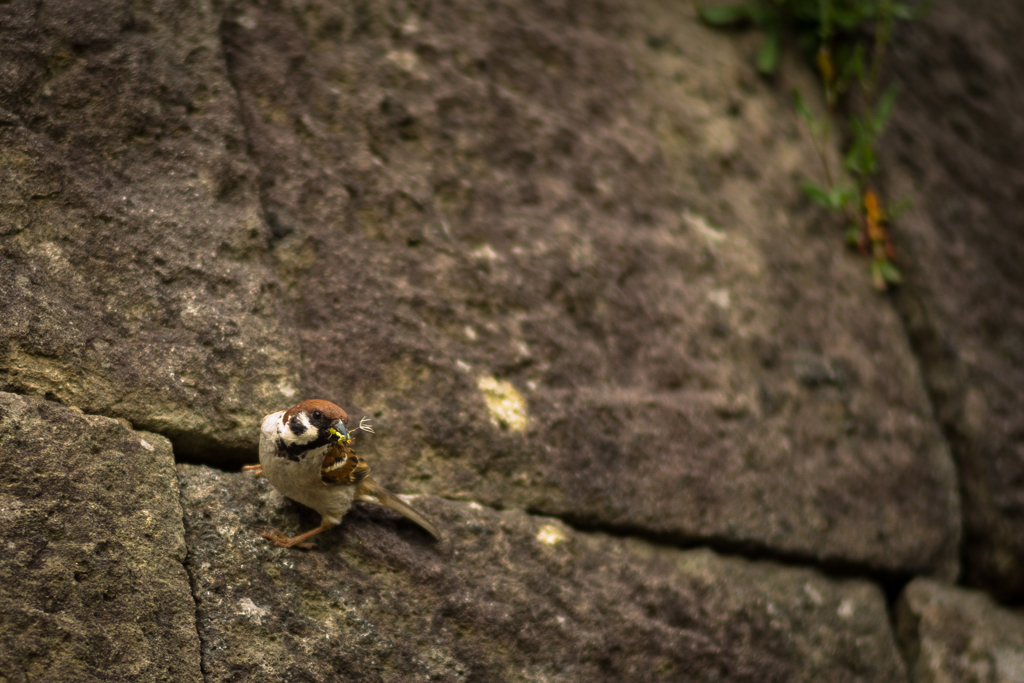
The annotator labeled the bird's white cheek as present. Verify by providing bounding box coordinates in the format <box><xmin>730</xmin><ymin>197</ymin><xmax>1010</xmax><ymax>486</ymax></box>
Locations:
<box><xmin>280</xmin><ymin>414</ymin><xmax>319</xmax><ymax>446</ymax></box>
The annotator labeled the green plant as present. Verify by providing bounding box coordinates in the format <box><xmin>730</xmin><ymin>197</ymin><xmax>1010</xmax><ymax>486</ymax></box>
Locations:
<box><xmin>697</xmin><ymin>0</ymin><xmax>929</xmax><ymax>290</ymax></box>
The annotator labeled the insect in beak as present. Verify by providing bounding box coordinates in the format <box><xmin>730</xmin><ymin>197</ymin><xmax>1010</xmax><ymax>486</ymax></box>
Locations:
<box><xmin>328</xmin><ymin>420</ymin><xmax>351</xmax><ymax>444</ymax></box>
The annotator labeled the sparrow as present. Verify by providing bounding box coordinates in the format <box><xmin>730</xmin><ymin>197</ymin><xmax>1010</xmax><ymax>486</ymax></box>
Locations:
<box><xmin>244</xmin><ymin>399</ymin><xmax>440</xmax><ymax>549</ymax></box>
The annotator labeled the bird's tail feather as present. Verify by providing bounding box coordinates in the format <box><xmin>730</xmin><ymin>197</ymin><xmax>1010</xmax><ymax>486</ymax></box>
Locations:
<box><xmin>355</xmin><ymin>477</ymin><xmax>441</xmax><ymax>539</ymax></box>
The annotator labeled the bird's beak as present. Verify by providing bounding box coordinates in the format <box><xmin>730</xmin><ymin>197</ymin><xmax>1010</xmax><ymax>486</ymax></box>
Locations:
<box><xmin>328</xmin><ymin>419</ymin><xmax>349</xmax><ymax>443</ymax></box>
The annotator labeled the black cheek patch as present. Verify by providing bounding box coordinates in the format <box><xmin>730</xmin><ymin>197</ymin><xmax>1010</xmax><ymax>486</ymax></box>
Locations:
<box><xmin>289</xmin><ymin>414</ymin><xmax>305</xmax><ymax>436</ymax></box>
<box><xmin>276</xmin><ymin>437</ymin><xmax>302</xmax><ymax>462</ymax></box>
<box><xmin>275</xmin><ymin>434</ymin><xmax>331</xmax><ymax>462</ymax></box>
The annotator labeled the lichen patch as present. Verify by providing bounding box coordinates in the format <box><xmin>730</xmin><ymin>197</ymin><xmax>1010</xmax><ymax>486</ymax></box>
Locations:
<box><xmin>536</xmin><ymin>524</ymin><xmax>567</xmax><ymax>546</ymax></box>
<box><xmin>476</xmin><ymin>375</ymin><xmax>528</xmax><ymax>432</ymax></box>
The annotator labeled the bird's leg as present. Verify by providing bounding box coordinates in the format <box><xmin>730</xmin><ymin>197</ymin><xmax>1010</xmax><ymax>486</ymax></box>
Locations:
<box><xmin>242</xmin><ymin>464</ymin><xmax>263</xmax><ymax>477</ymax></box>
<box><xmin>260</xmin><ymin>526</ymin><xmax>327</xmax><ymax>550</ymax></box>
<box><xmin>261</xmin><ymin>518</ymin><xmax>336</xmax><ymax>550</ymax></box>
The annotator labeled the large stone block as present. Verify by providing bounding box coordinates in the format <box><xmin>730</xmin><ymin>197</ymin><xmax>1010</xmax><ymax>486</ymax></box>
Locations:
<box><xmin>0</xmin><ymin>392</ymin><xmax>201</xmax><ymax>682</ymax></box>
<box><xmin>180</xmin><ymin>463</ymin><xmax>907</xmax><ymax>683</ymax></box>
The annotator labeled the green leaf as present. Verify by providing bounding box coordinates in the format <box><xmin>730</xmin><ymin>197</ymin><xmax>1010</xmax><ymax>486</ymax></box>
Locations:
<box><xmin>756</xmin><ymin>27</ymin><xmax>781</xmax><ymax>74</ymax></box>
<box><xmin>697</xmin><ymin>3</ymin><xmax>752</xmax><ymax>26</ymax></box>
<box><xmin>801</xmin><ymin>182</ymin><xmax>832</xmax><ymax>208</ymax></box>
<box><xmin>844</xmin><ymin>144</ymin><xmax>876</xmax><ymax>175</ymax></box>
<box><xmin>744</xmin><ymin>2</ymin><xmax>777</xmax><ymax>25</ymax></box>
<box><xmin>843</xmin><ymin>151</ymin><xmax>861</xmax><ymax>175</ymax></box>
<box><xmin>833</xmin><ymin>5</ymin><xmax>869</xmax><ymax>29</ymax></box>
<box><xmin>793</xmin><ymin>88</ymin><xmax>814</xmax><ymax>122</ymax></box>
<box><xmin>816</xmin><ymin>0</ymin><xmax>832</xmax><ymax>35</ymax></box>
<box><xmin>879</xmin><ymin>260</ymin><xmax>903</xmax><ymax>284</ymax></box>
<box><xmin>831</xmin><ymin>184</ymin><xmax>857</xmax><ymax>209</ymax></box>
<box><xmin>843</xmin><ymin>116</ymin><xmax>876</xmax><ymax>175</ymax></box>
<box><xmin>801</xmin><ymin>182</ymin><xmax>856</xmax><ymax>211</ymax></box>
<box><xmin>849</xmin><ymin>42</ymin><xmax>866</xmax><ymax>80</ymax></box>
<box><xmin>892</xmin><ymin>1</ymin><xmax>930</xmax><ymax>20</ymax></box>
<box><xmin>845</xmin><ymin>224</ymin><xmax>862</xmax><ymax>247</ymax></box>
<box><xmin>892</xmin><ymin>3</ymin><xmax>915</xmax><ymax>19</ymax></box>
<box><xmin>871</xmin><ymin>260</ymin><xmax>886</xmax><ymax>291</ymax></box>
<box><xmin>823</xmin><ymin>42</ymin><xmax>862</xmax><ymax>99</ymax></box>
<box><xmin>843</xmin><ymin>147</ymin><xmax>861</xmax><ymax>175</ymax></box>
<box><xmin>837</xmin><ymin>42</ymin><xmax>864</xmax><ymax>80</ymax></box>
<box><xmin>872</xmin><ymin>84</ymin><xmax>898</xmax><ymax>134</ymax></box>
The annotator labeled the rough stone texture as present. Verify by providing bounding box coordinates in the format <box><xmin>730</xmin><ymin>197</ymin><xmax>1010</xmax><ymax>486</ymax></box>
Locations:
<box><xmin>880</xmin><ymin>0</ymin><xmax>1024</xmax><ymax>600</ymax></box>
<box><xmin>216</xmin><ymin>0</ymin><xmax>960</xmax><ymax>577</ymax></box>
<box><xmin>180</xmin><ymin>463</ymin><xmax>907</xmax><ymax>683</ymax></box>
<box><xmin>0</xmin><ymin>0</ymin><xmax>302</xmax><ymax>459</ymax></box>
<box><xmin>0</xmin><ymin>392</ymin><xmax>201</xmax><ymax>683</ymax></box>
<box><xmin>5</xmin><ymin>0</ymin><xmax>1019</xmax><ymax>678</ymax></box>
<box><xmin>896</xmin><ymin>578</ymin><xmax>1024</xmax><ymax>683</ymax></box>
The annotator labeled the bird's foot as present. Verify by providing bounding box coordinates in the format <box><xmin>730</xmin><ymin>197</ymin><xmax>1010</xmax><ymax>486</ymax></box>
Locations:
<box><xmin>242</xmin><ymin>464</ymin><xmax>264</xmax><ymax>478</ymax></box>
<box><xmin>260</xmin><ymin>527</ymin><xmax>321</xmax><ymax>550</ymax></box>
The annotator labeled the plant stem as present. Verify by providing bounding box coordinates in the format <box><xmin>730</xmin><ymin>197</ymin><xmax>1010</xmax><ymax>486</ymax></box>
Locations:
<box><xmin>864</xmin><ymin>0</ymin><xmax>893</xmax><ymax>107</ymax></box>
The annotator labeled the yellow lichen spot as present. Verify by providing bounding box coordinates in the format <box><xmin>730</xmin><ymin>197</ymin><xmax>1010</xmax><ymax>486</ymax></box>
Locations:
<box><xmin>683</xmin><ymin>209</ymin><xmax>726</xmax><ymax>245</ymax></box>
<box><xmin>536</xmin><ymin>524</ymin><xmax>566</xmax><ymax>546</ymax></box>
<box><xmin>477</xmin><ymin>375</ymin><xmax>528</xmax><ymax>432</ymax></box>
<box><xmin>385</xmin><ymin>49</ymin><xmax>420</xmax><ymax>74</ymax></box>
<box><xmin>277</xmin><ymin>378</ymin><xmax>297</xmax><ymax>398</ymax></box>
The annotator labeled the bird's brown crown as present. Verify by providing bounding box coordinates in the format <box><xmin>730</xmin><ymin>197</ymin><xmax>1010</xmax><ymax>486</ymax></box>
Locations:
<box><xmin>283</xmin><ymin>399</ymin><xmax>348</xmax><ymax>424</ymax></box>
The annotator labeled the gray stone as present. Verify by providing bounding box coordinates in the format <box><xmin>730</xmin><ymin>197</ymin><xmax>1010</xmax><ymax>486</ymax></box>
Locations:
<box><xmin>0</xmin><ymin>0</ymin><xmax>301</xmax><ymax>459</ymax></box>
<box><xmin>0</xmin><ymin>392</ymin><xmax>201</xmax><ymax>683</ymax></box>
<box><xmin>180</xmin><ymin>463</ymin><xmax>908</xmax><ymax>683</ymax></box>
<box><xmin>881</xmin><ymin>0</ymin><xmax>1024</xmax><ymax>600</ymax></box>
<box><xmin>896</xmin><ymin>578</ymin><xmax>1024</xmax><ymax>683</ymax></box>
<box><xmin>217</xmin><ymin>0</ymin><xmax>960</xmax><ymax>577</ymax></box>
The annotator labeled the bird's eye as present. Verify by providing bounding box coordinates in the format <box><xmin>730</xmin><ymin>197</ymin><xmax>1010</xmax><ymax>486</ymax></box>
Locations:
<box><xmin>313</xmin><ymin>410</ymin><xmax>322</xmax><ymax>420</ymax></box>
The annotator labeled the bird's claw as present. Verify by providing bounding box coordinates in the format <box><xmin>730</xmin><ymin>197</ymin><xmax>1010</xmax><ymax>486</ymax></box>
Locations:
<box><xmin>242</xmin><ymin>464</ymin><xmax>264</xmax><ymax>478</ymax></box>
<box><xmin>260</xmin><ymin>528</ymin><xmax>317</xmax><ymax>550</ymax></box>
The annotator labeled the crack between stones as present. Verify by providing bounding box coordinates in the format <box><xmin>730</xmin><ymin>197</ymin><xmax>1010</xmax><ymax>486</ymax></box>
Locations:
<box><xmin>214</xmin><ymin>5</ymin><xmax>288</xmax><ymax>257</ymax></box>
<box><xmin>178</xmin><ymin>447</ymin><xmax>916</xmax><ymax>606</ymax></box>
<box><xmin>177</xmin><ymin>448</ymin><xmax>918</xmax><ymax>671</ymax></box>
<box><xmin>167</xmin><ymin>16</ymin><xmax>271</xmax><ymax>682</ymax></box>
<box><xmin>542</xmin><ymin>511</ymin><xmax>916</xmax><ymax>605</ymax></box>
<box><xmin>886</xmin><ymin>288</ymin><xmax>970</xmax><ymax>583</ymax></box>
<box><xmin>523</xmin><ymin>506</ymin><xmax>918</xmax><ymax>675</ymax></box>
<box><xmin>0</xmin><ymin>297</ymin><xmax>935</xmax><ymax>650</ymax></box>
<box><xmin>17</xmin><ymin>385</ymin><xmax>905</xmax><ymax>678</ymax></box>
<box><xmin>181</xmin><ymin>533</ymin><xmax>210</xmax><ymax>683</ymax></box>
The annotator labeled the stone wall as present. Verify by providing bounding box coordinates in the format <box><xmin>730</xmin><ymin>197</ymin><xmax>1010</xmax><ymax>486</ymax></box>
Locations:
<box><xmin>1</xmin><ymin>0</ymin><xmax>1021</xmax><ymax>680</ymax></box>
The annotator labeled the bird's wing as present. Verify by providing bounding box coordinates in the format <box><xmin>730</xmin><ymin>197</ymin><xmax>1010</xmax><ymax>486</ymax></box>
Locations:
<box><xmin>320</xmin><ymin>442</ymin><xmax>371</xmax><ymax>485</ymax></box>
